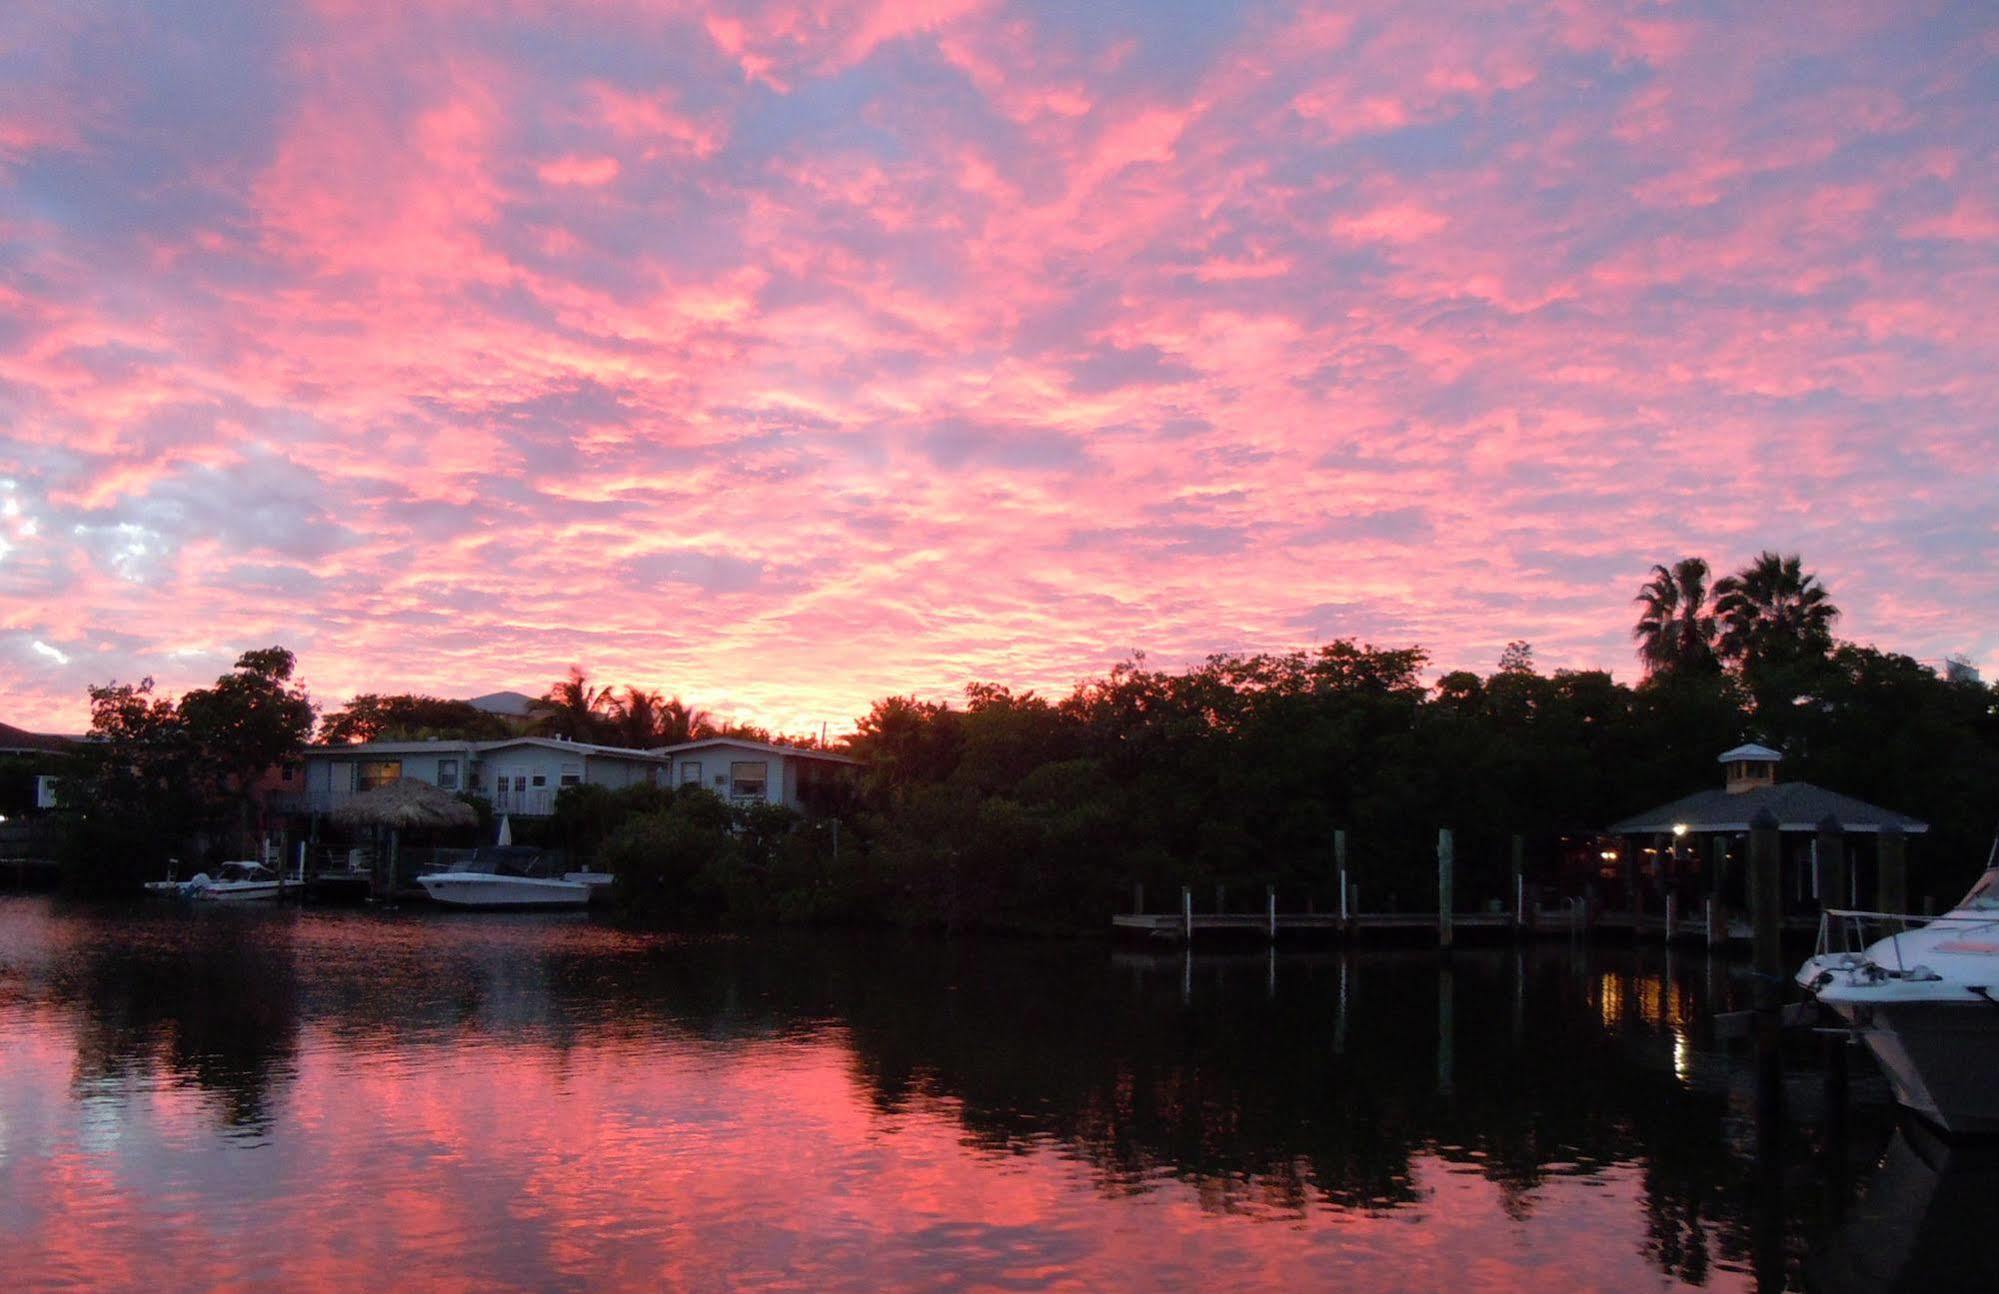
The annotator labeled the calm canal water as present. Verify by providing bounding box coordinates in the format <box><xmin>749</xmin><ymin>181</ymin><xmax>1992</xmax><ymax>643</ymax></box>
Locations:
<box><xmin>1</xmin><ymin>895</ymin><xmax>1993</xmax><ymax>1292</ymax></box>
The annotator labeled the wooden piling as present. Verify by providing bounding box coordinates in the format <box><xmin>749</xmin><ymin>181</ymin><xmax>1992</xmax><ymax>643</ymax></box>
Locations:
<box><xmin>1510</xmin><ymin>834</ymin><xmax>1525</xmax><ymax>932</ymax></box>
<box><xmin>1878</xmin><ymin>823</ymin><xmax>1908</xmax><ymax>916</ymax></box>
<box><xmin>1622</xmin><ymin>835</ymin><xmax>1640</xmax><ymax>929</ymax></box>
<box><xmin>1437</xmin><ymin>828</ymin><xmax>1455</xmax><ymax>950</ymax></box>
<box><xmin>1182</xmin><ymin>886</ymin><xmax>1192</xmax><ymax>942</ymax></box>
<box><xmin>1749</xmin><ymin>808</ymin><xmax>1784</xmax><ymax>1148</ymax></box>
<box><xmin>1709</xmin><ymin>834</ymin><xmax>1730</xmax><ymax>942</ymax></box>
<box><xmin>1267</xmin><ymin>885</ymin><xmax>1277</xmax><ymax>942</ymax></box>
<box><xmin>1817</xmin><ymin>815</ymin><xmax>1846</xmax><ymax>916</ymax></box>
<box><xmin>1750</xmin><ymin>810</ymin><xmax>1782</xmax><ymax>980</ymax></box>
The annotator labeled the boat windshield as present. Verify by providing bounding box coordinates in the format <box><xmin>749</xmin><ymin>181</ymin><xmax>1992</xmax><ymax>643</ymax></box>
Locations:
<box><xmin>451</xmin><ymin>847</ymin><xmax>551</xmax><ymax>878</ymax></box>
<box><xmin>1956</xmin><ymin>869</ymin><xmax>1999</xmax><ymax>911</ymax></box>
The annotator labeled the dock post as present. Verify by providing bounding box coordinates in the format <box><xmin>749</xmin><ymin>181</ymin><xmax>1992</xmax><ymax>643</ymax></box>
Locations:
<box><xmin>1622</xmin><ymin>837</ymin><xmax>1640</xmax><ymax>932</ymax></box>
<box><xmin>1664</xmin><ymin>892</ymin><xmax>1678</xmax><ymax>943</ymax></box>
<box><xmin>1817</xmin><ymin>815</ymin><xmax>1845</xmax><ymax>920</ymax></box>
<box><xmin>1510</xmin><ymin>834</ymin><xmax>1525</xmax><ymax>934</ymax></box>
<box><xmin>1334</xmin><ymin>828</ymin><xmax>1348</xmax><ymax>929</ymax></box>
<box><xmin>1182</xmin><ymin>886</ymin><xmax>1193</xmax><ymax>943</ymax></box>
<box><xmin>1267</xmin><ymin>885</ymin><xmax>1277</xmax><ymax>942</ymax></box>
<box><xmin>1133</xmin><ymin>881</ymin><xmax>1144</xmax><ymax>915</ymax></box>
<box><xmin>1437</xmin><ymin>828</ymin><xmax>1455</xmax><ymax>950</ymax></box>
<box><xmin>1877</xmin><ymin>823</ymin><xmax>1907</xmax><ymax>916</ymax></box>
<box><xmin>1749</xmin><ymin>808</ymin><xmax>1784</xmax><ymax>1150</ymax></box>
<box><xmin>1710</xmin><ymin>834</ymin><xmax>1730</xmax><ymax>942</ymax></box>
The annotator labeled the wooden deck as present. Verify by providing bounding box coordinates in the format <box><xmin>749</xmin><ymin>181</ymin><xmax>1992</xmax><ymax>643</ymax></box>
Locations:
<box><xmin>1112</xmin><ymin>906</ymin><xmax>1815</xmax><ymax>943</ymax></box>
<box><xmin>1113</xmin><ymin>909</ymin><xmax>1580</xmax><ymax>940</ymax></box>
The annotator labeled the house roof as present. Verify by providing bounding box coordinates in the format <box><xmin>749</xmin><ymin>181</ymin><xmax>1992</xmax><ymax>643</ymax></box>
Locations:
<box><xmin>1717</xmin><ymin>742</ymin><xmax>1783</xmax><ymax>763</ymax></box>
<box><xmin>308</xmin><ymin>736</ymin><xmax>666</xmax><ymax>762</ymax></box>
<box><xmin>1609</xmin><ymin>781</ymin><xmax>1928</xmax><ymax>835</ymax></box>
<box><xmin>0</xmin><ymin>721</ymin><xmax>78</xmax><ymax>755</ymax></box>
<box><xmin>651</xmin><ymin>737</ymin><xmax>860</xmax><ymax>765</ymax></box>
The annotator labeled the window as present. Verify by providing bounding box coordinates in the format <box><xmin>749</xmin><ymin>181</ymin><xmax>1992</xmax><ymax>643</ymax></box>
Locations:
<box><xmin>729</xmin><ymin>761</ymin><xmax>768</xmax><ymax>799</ymax></box>
<box><xmin>436</xmin><ymin>759</ymin><xmax>460</xmax><ymax>791</ymax></box>
<box><xmin>280</xmin><ymin>766</ymin><xmax>295</xmax><ymax>783</ymax></box>
<box><xmin>680</xmin><ymin>761</ymin><xmax>703</xmax><ymax>786</ymax></box>
<box><xmin>560</xmin><ymin>762</ymin><xmax>582</xmax><ymax>788</ymax></box>
<box><xmin>531</xmin><ymin>773</ymin><xmax>547</xmax><ymax>788</ymax></box>
<box><xmin>357</xmin><ymin>760</ymin><xmax>402</xmax><ymax>792</ymax></box>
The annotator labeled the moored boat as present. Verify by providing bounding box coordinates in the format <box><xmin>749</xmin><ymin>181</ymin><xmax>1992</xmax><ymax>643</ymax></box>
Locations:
<box><xmin>417</xmin><ymin>848</ymin><xmax>589</xmax><ymax>909</ymax></box>
<box><xmin>179</xmin><ymin>860</ymin><xmax>288</xmax><ymax>902</ymax></box>
<box><xmin>1797</xmin><ymin>863</ymin><xmax>1999</xmax><ymax>1135</ymax></box>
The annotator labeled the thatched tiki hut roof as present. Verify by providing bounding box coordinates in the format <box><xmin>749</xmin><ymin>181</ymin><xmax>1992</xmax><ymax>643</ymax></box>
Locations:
<box><xmin>332</xmin><ymin>779</ymin><xmax>478</xmax><ymax>831</ymax></box>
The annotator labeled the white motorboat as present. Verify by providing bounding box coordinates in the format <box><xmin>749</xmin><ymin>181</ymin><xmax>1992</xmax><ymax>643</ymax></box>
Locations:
<box><xmin>417</xmin><ymin>849</ymin><xmax>589</xmax><ymax>909</ymax></box>
<box><xmin>178</xmin><ymin>860</ymin><xmax>288</xmax><ymax>902</ymax></box>
<box><xmin>1797</xmin><ymin>865</ymin><xmax>1999</xmax><ymax>1135</ymax></box>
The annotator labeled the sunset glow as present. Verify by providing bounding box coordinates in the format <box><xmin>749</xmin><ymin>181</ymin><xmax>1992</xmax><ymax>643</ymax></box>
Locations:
<box><xmin>3</xmin><ymin>1</ymin><xmax>1994</xmax><ymax>731</ymax></box>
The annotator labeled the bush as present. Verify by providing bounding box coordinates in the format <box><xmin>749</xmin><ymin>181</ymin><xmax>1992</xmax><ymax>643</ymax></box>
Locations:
<box><xmin>605</xmin><ymin>807</ymin><xmax>740</xmax><ymax>923</ymax></box>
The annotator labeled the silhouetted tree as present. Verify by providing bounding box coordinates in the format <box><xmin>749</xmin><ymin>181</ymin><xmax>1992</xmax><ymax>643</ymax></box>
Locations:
<box><xmin>178</xmin><ymin>647</ymin><xmax>317</xmax><ymax>852</ymax></box>
<box><xmin>1713</xmin><ymin>551</ymin><xmax>1839</xmax><ymax>727</ymax></box>
<box><xmin>1633</xmin><ymin>558</ymin><xmax>1719</xmax><ymax>676</ymax></box>
<box><xmin>533</xmin><ymin>667</ymin><xmax>615</xmax><ymax>742</ymax></box>
<box><xmin>320</xmin><ymin>693</ymin><xmax>511</xmax><ymax>744</ymax></box>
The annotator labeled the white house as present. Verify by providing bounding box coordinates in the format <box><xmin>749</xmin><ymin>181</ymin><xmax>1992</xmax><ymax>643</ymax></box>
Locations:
<box><xmin>289</xmin><ymin>736</ymin><xmax>669</xmax><ymax>818</ymax></box>
<box><xmin>650</xmin><ymin>738</ymin><xmax>860</xmax><ymax>812</ymax></box>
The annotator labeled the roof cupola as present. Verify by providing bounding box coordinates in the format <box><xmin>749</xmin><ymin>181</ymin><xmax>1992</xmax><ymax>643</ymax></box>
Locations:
<box><xmin>1717</xmin><ymin>743</ymin><xmax>1781</xmax><ymax>795</ymax></box>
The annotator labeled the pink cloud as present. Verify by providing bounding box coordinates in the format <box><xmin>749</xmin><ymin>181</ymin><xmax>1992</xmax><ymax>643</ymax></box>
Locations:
<box><xmin>0</xmin><ymin>1</ymin><xmax>1995</xmax><ymax>731</ymax></box>
<box><xmin>537</xmin><ymin>154</ymin><xmax>622</xmax><ymax>186</ymax></box>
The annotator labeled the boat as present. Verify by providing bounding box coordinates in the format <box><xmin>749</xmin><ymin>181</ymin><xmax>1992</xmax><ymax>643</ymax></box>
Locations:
<box><xmin>1797</xmin><ymin>861</ymin><xmax>1999</xmax><ymax>1135</ymax></box>
<box><xmin>179</xmin><ymin>860</ymin><xmax>288</xmax><ymax>902</ymax></box>
<box><xmin>1805</xmin><ymin>1120</ymin><xmax>1999</xmax><ymax>1292</ymax></box>
<box><xmin>416</xmin><ymin>847</ymin><xmax>590</xmax><ymax>909</ymax></box>
<box><xmin>561</xmin><ymin>868</ymin><xmax>616</xmax><ymax>900</ymax></box>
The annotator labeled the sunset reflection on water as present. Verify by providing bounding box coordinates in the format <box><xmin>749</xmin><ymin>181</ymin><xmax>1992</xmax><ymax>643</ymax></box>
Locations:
<box><xmin>0</xmin><ymin>897</ymin><xmax>1924</xmax><ymax>1292</ymax></box>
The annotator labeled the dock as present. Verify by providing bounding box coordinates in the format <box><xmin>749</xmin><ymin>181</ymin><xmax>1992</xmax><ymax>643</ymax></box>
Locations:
<box><xmin>1112</xmin><ymin>908</ymin><xmax>1579</xmax><ymax>942</ymax></box>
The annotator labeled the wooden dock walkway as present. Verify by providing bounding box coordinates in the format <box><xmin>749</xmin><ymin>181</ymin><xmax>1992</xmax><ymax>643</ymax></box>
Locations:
<box><xmin>1111</xmin><ymin>905</ymin><xmax>1813</xmax><ymax>944</ymax></box>
<box><xmin>1112</xmin><ymin>909</ymin><xmax>1581</xmax><ymax>941</ymax></box>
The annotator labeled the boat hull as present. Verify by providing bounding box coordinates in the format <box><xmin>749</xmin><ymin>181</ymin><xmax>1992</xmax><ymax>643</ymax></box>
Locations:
<box><xmin>416</xmin><ymin>873</ymin><xmax>590</xmax><ymax>909</ymax></box>
<box><xmin>193</xmin><ymin>882</ymin><xmax>285</xmax><ymax>902</ymax></box>
<box><xmin>1827</xmin><ymin>998</ymin><xmax>1999</xmax><ymax>1136</ymax></box>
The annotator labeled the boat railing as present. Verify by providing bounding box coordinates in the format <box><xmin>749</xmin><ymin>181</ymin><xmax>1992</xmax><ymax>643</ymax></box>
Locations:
<box><xmin>1815</xmin><ymin>907</ymin><xmax>1999</xmax><ymax>973</ymax></box>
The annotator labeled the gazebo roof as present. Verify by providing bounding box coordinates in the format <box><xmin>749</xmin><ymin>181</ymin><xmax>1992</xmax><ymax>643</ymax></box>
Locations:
<box><xmin>1717</xmin><ymin>742</ymin><xmax>1782</xmax><ymax>764</ymax></box>
<box><xmin>1609</xmin><ymin>782</ymin><xmax>1928</xmax><ymax>836</ymax></box>
<box><xmin>332</xmin><ymin>779</ymin><xmax>480</xmax><ymax>830</ymax></box>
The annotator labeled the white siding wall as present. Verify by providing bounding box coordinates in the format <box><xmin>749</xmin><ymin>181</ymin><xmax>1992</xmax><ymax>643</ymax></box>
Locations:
<box><xmin>667</xmin><ymin>744</ymin><xmax>794</xmax><ymax>807</ymax></box>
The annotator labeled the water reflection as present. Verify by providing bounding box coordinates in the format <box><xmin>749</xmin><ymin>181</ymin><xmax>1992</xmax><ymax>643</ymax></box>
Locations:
<box><xmin>0</xmin><ymin>897</ymin><xmax>1985</xmax><ymax>1292</ymax></box>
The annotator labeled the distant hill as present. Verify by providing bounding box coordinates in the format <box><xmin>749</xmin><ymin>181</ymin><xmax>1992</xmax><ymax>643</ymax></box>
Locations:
<box><xmin>462</xmin><ymin>691</ymin><xmax>539</xmax><ymax>718</ymax></box>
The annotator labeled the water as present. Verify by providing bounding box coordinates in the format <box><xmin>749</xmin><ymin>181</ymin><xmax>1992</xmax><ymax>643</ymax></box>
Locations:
<box><xmin>0</xmin><ymin>896</ymin><xmax>1991</xmax><ymax>1293</ymax></box>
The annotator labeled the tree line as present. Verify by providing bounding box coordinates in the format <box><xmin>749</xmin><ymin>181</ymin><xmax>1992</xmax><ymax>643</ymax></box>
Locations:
<box><xmin>42</xmin><ymin>551</ymin><xmax>1999</xmax><ymax>925</ymax></box>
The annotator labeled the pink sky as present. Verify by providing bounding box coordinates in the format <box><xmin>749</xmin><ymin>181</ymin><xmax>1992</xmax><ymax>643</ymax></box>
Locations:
<box><xmin>2</xmin><ymin>1</ymin><xmax>1994</xmax><ymax>734</ymax></box>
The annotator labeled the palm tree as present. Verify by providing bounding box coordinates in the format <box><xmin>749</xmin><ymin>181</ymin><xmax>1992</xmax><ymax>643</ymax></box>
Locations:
<box><xmin>533</xmin><ymin>667</ymin><xmax>614</xmax><ymax>742</ymax></box>
<box><xmin>656</xmin><ymin>696</ymin><xmax>714</xmax><ymax>747</ymax></box>
<box><xmin>609</xmin><ymin>686</ymin><xmax>667</xmax><ymax>749</ymax></box>
<box><xmin>1713</xmin><ymin>551</ymin><xmax>1839</xmax><ymax>670</ymax></box>
<box><xmin>1632</xmin><ymin>557</ymin><xmax>1719</xmax><ymax>676</ymax></box>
